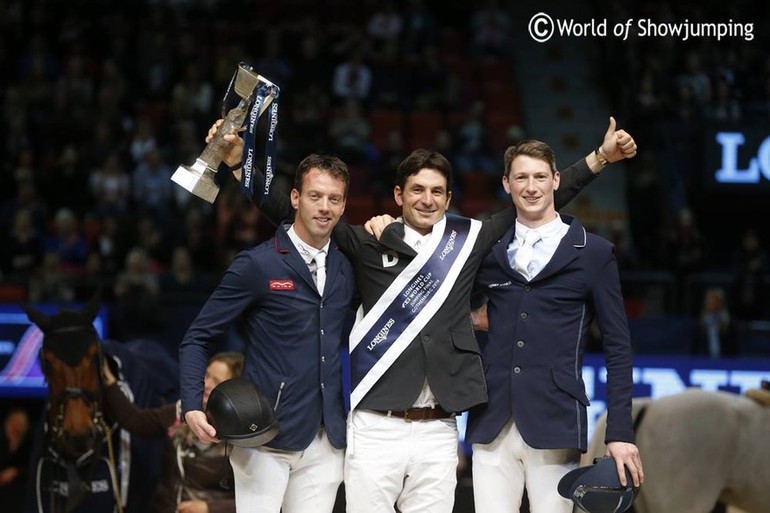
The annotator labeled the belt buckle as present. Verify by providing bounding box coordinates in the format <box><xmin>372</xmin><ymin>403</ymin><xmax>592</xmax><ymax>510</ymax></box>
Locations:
<box><xmin>403</xmin><ymin>409</ymin><xmax>413</xmax><ymax>422</ymax></box>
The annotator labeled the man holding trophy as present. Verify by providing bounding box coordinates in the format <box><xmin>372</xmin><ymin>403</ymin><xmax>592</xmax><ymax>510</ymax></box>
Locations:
<box><xmin>177</xmin><ymin>64</ymin><xmax>354</xmax><ymax>513</ymax></box>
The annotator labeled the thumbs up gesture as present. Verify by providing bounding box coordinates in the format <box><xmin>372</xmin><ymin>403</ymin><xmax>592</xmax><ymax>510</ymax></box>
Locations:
<box><xmin>599</xmin><ymin>116</ymin><xmax>637</xmax><ymax>163</ymax></box>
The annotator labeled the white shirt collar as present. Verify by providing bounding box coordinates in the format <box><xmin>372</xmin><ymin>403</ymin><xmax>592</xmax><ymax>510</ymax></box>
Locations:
<box><xmin>402</xmin><ymin>220</ymin><xmax>433</xmax><ymax>251</ymax></box>
<box><xmin>287</xmin><ymin>225</ymin><xmax>330</xmax><ymax>264</ymax></box>
<box><xmin>515</xmin><ymin>212</ymin><xmax>564</xmax><ymax>245</ymax></box>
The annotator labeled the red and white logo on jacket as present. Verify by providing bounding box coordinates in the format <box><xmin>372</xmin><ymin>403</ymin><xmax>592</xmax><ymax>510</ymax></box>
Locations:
<box><xmin>269</xmin><ymin>280</ymin><xmax>295</xmax><ymax>291</ymax></box>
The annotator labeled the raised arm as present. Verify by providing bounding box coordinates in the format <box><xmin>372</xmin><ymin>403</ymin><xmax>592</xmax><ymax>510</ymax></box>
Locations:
<box><xmin>206</xmin><ymin>119</ymin><xmax>294</xmax><ymax>224</ymax></box>
<box><xmin>555</xmin><ymin>116</ymin><xmax>637</xmax><ymax>209</ymax></box>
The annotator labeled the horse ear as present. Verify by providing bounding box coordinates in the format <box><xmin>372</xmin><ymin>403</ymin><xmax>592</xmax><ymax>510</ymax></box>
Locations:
<box><xmin>22</xmin><ymin>304</ymin><xmax>52</xmax><ymax>332</ymax></box>
<box><xmin>82</xmin><ymin>290</ymin><xmax>102</xmax><ymax>322</ymax></box>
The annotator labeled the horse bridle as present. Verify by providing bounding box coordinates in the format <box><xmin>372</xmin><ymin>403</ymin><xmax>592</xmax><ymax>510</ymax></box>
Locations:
<box><xmin>37</xmin><ymin>324</ymin><xmax>125</xmax><ymax>513</ymax></box>
<box><xmin>40</xmin><ymin>325</ymin><xmax>107</xmax><ymax>464</ymax></box>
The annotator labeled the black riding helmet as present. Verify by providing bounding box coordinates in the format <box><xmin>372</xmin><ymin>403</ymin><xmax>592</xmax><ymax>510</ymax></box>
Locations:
<box><xmin>205</xmin><ymin>377</ymin><xmax>278</xmax><ymax>448</ymax></box>
<box><xmin>558</xmin><ymin>456</ymin><xmax>638</xmax><ymax>513</ymax></box>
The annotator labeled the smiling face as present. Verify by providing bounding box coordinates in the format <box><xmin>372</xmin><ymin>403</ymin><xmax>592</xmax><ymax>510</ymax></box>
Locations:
<box><xmin>503</xmin><ymin>154</ymin><xmax>560</xmax><ymax>228</ymax></box>
<box><xmin>291</xmin><ymin>168</ymin><xmax>347</xmax><ymax>249</ymax></box>
<box><xmin>394</xmin><ymin>168</ymin><xmax>452</xmax><ymax>235</ymax></box>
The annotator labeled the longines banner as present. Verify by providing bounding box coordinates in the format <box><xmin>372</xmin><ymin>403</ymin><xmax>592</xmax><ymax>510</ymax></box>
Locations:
<box><xmin>706</xmin><ymin>123</ymin><xmax>770</xmax><ymax>189</ymax></box>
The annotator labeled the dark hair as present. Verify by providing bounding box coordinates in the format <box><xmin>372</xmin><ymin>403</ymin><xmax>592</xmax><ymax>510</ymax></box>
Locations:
<box><xmin>395</xmin><ymin>149</ymin><xmax>453</xmax><ymax>192</ymax></box>
<box><xmin>208</xmin><ymin>352</ymin><xmax>244</xmax><ymax>378</ymax></box>
<box><xmin>294</xmin><ymin>154</ymin><xmax>350</xmax><ymax>197</ymax></box>
<box><xmin>503</xmin><ymin>140</ymin><xmax>558</xmax><ymax>177</ymax></box>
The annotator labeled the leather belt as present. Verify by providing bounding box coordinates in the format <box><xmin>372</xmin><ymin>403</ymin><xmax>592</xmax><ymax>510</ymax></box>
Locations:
<box><xmin>375</xmin><ymin>406</ymin><xmax>453</xmax><ymax>421</ymax></box>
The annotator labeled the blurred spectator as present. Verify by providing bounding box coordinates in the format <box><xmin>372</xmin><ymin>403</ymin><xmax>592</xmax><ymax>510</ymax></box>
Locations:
<box><xmin>290</xmin><ymin>84</ymin><xmax>330</xmax><ymax>158</ymax></box>
<box><xmin>666</xmin><ymin>207</ymin><xmax>705</xmax><ymax>313</ymax></box>
<box><xmin>28</xmin><ymin>252</ymin><xmax>76</xmax><ymax>304</ymax></box>
<box><xmin>410</xmin><ymin>46</ymin><xmax>451</xmax><ymax>111</ymax></box>
<box><xmin>12</xmin><ymin>148</ymin><xmax>35</xmax><ymax>189</ymax></box>
<box><xmin>175</xmin><ymin>207</ymin><xmax>218</xmax><ymax>273</ymax></box>
<box><xmin>731</xmin><ymin>229</ymin><xmax>767</xmax><ymax>321</ymax></box>
<box><xmin>91</xmin><ymin>215</ymin><xmax>128</xmax><ymax>277</ymax></box>
<box><xmin>4</xmin><ymin>115</ymin><xmax>31</xmax><ymax>167</ymax></box>
<box><xmin>55</xmin><ymin>54</ymin><xmax>95</xmax><ymax>141</ymax></box>
<box><xmin>113</xmin><ymin>247</ymin><xmax>163</xmax><ymax>338</ymax></box>
<box><xmin>137</xmin><ymin>30</ymin><xmax>174</xmax><ymax>101</ymax></box>
<box><xmin>292</xmin><ymin>33</ymin><xmax>332</xmax><ymax>93</ymax></box>
<box><xmin>625</xmin><ymin>152</ymin><xmax>665</xmax><ymax>268</ymax></box>
<box><xmin>367</xmin><ymin>1</ymin><xmax>404</xmax><ymax>50</ymax></box>
<box><xmin>217</xmin><ymin>183</ymin><xmax>263</xmax><ymax>256</ymax></box>
<box><xmin>0</xmin><ymin>208</ymin><xmax>44</xmax><ymax>279</ymax></box>
<box><xmin>608</xmin><ymin>219</ymin><xmax>639</xmax><ymax>271</ymax></box>
<box><xmin>98</xmin><ymin>58</ymin><xmax>128</xmax><ymax>110</ymax></box>
<box><xmin>90</xmin><ymin>152</ymin><xmax>130</xmax><ymax>217</ymax></box>
<box><xmin>375</xmin><ymin>129</ymin><xmax>406</xmax><ymax>191</ymax></box>
<box><xmin>160</xmin><ymin>246</ymin><xmax>208</xmax><ymax>303</ymax></box>
<box><xmin>0</xmin><ymin>408</ymin><xmax>32</xmax><ymax>513</ymax></box>
<box><xmin>130</xmin><ymin>117</ymin><xmax>159</xmax><ymax>165</ymax></box>
<box><xmin>134</xmin><ymin>213</ymin><xmax>170</xmax><ymax>271</ymax></box>
<box><xmin>44</xmin><ymin>208</ymin><xmax>88</xmax><ymax>272</ymax></box>
<box><xmin>40</xmin><ymin>144</ymin><xmax>91</xmax><ymax>217</ymax></box>
<box><xmin>132</xmin><ymin>148</ymin><xmax>174</xmax><ymax>224</ymax></box>
<box><xmin>695</xmin><ymin>287</ymin><xmax>736</xmax><ymax>357</ymax></box>
<box><xmin>171</xmin><ymin>62</ymin><xmax>214</xmax><ymax>127</ymax></box>
<box><xmin>706</xmin><ymin>78</ymin><xmax>741</xmax><ymax>122</ymax></box>
<box><xmin>677</xmin><ymin>53</ymin><xmax>711</xmax><ymax>106</ymax></box>
<box><xmin>401</xmin><ymin>0</ymin><xmax>438</xmax><ymax>56</ymax></box>
<box><xmin>370</xmin><ymin>41</ymin><xmax>407</xmax><ymax>110</ymax></box>
<box><xmin>667</xmin><ymin>208</ymin><xmax>705</xmax><ymax>276</ymax></box>
<box><xmin>83</xmin><ymin>120</ymin><xmax>123</xmax><ymax>178</ymax></box>
<box><xmin>470</xmin><ymin>0</ymin><xmax>512</xmax><ymax>57</ymax></box>
<box><xmin>453</xmin><ymin>100</ymin><xmax>496</xmax><ymax>175</ymax></box>
<box><xmin>332</xmin><ymin>51</ymin><xmax>372</xmax><ymax>104</ymax></box>
<box><xmin>744</xmin><ymin>75</ymin><xmax>770</xmax><ymax>122</ymax></box>
<box><xmin>0</xmin><ymin>181</ymin><xmax>48</xmax><ymax>237</ymax></box>
<box><xmin>433</xmin><ymin>128</ymin><xmax>462</xmax><ymax>196</ymax></box>
<box><xmin>328</xmin><ymin>98</ymin><xmax>372</xmax><ymax>166</ymax></box>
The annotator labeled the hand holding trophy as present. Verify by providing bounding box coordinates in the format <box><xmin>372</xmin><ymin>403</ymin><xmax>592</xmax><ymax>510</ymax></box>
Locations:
<box><xmin>171</xmin><ymin>63</ymin><xmax>279</xmax><ymax>203</ymax></box>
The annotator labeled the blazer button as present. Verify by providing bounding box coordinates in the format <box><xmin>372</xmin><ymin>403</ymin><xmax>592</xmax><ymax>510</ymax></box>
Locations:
<box><xmin>321</xmin><ymin>329</ymin><xmax>325</xmax><ymax>335</ymax></box>
<box><xmin>422</xmin><ymin>334</ymin><xmax>431</xmax><ymax>342</ymax></box>
<box><xmin>520</xmin><ymin>312</ymin><xmax>528</xmax><ymax>319</ymax></box>
<box><xmin>517</xmin><ymin>340</ymin><xmax>525</xmax><ymax>348</ymax></box>
<box><xmin>513</xmin><ymin>366</ymin><xmax>522</xmax><ymax>374</ymax></box>
<box><xmin>321</xmin><ymin>356</ymin><xmax>326</xmax><ymax>363</ymax></box>
<box><xmin>524</xmin><ymin>285</ymin><xmax>532</xmax><ymax>292</ymax></box>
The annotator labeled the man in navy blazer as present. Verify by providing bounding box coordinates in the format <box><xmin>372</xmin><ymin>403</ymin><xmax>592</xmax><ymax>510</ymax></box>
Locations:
<box><xmin>179</xmin><ymin>155</ymin><xmax>355</xmax><ymax>513</ymax></box>
<box><xmin>467</xmin><ymin>140</ymin><xmax>644</xmax><ymax>513</ymax></box>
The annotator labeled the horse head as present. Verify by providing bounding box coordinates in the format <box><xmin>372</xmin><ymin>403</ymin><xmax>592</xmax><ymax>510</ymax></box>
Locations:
<box><xmin>24</xmin><ymin>297</ymin><xmax>106</xmax><ymax>462</ymax></box>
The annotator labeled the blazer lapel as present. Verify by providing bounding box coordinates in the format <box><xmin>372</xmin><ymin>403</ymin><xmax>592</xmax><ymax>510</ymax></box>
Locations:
<box><xmin>492</xmin><ymin>223</ymin><xmax>526</xmax><ymax>281</ymax></box>
<box><xmin>275</xmin><ymin>226</ymin><xmax>317</xmax><ymax>291</ymax></box>
<box><xmin>532</xmin><ymin>215</ymin><xmax>586</xmax><ymax>282</ymax></box>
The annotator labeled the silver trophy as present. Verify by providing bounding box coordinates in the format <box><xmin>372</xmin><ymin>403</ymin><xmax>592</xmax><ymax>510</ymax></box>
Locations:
<box><xmin>171</xmin><ymin>64</ymin><xmax>277</xmax><ymax>203</ymax></box>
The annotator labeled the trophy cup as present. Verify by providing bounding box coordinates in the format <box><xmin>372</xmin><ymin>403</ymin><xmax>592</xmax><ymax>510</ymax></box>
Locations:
<box><xmin>171</xmin><ymin>63</ymin><xmax>278</xmax><ymax>203</ymax></box>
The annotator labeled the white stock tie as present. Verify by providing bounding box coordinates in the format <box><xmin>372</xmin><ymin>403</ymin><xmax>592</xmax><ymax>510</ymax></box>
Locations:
<box><xmin>512</xmin><ymin>229</ymin><xmax>541</xmax><ymax>280</ymax></box>
<box><xmin>312</xmin><ymin>251</ymin><xmax>326</xmax><ymax>295</ymax></box>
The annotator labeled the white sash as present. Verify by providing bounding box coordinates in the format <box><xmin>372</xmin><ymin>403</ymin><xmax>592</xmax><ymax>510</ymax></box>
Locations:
<box><xmin>349</xmin><ymin>215</ymin><xmax>482</xmax><ymax>409</ymax></box>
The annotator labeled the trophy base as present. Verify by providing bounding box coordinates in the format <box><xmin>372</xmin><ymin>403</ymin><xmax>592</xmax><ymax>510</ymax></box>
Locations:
<box><xmin>171</xmin><ymin>160</ymin><xmax>219</xmax><ymax>203</ymax></box>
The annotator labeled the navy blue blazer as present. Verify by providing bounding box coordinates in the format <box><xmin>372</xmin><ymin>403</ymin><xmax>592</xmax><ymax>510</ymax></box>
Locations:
<box><xmin>179</xmin><ymin>223</ymin><xmax>355</xmax><ymax>451</ymax></box>
<box><xmin>466</xmin><ymin>215</ymin><xmax>634</xmax><ymax>452</ymax></box>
